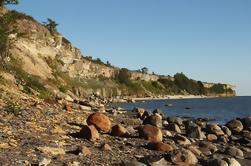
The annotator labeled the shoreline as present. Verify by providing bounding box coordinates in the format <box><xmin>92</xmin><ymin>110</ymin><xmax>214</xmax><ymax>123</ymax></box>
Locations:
<box><xmin>132</xmin><ymin>95</ymin><xmax>214</xmax><ymax>101</ymax></box>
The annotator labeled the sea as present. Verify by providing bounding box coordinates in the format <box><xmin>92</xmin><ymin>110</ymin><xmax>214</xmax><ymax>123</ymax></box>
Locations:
<box><xmin>110</xmin><ymin>96</ymin><xmax>251</xmax><ymax>124</ymax></box>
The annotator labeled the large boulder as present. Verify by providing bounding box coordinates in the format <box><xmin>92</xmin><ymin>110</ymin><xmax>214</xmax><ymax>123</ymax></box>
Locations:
<box><xmin>171</xmin><ymin>149</ymin><xmax>198</xmax><ymax>165</ymax></box>
<box><xmin>138</xmin><ymin>125</ymin><xmax>163</xmax><ymax>142</ymax></box>
<box><xmin>111</xmin><ymin>124</ymin><xmax>128</xmax><ymax>137</ymax></box>
<box><xmin>79</xmin><ymin>125</ymin><xmax>99</xmax><ymax>141</ymax></box>
<box><xmin>87</xmin><ymin>112</ymin><xmax>111</xmax><ymax>133</ymax></box>
<box><xmin>143</xmin><ymin>115</ymin><xmax>162</xmax><ymax>128</ymax></box>
<box><xmin>226</xmin><ymin>120</ymin><xmax>243</xmax><ymax>133</ymax></box>
<box><xmin>147</xmin><ymin>142</ymin><xmax>173</xmax><ymax>152</ymax></box>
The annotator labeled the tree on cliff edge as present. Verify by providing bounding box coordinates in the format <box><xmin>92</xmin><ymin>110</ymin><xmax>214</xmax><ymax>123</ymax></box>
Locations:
<box><xmin>43</xmin><ymin>18</ymin><xmax>58</xmax><ymax>34</ymax></box>
<box><xmin>0</xmin><ymin>0</ymin><xmax>18</xmax><ymax>6</ymax></box>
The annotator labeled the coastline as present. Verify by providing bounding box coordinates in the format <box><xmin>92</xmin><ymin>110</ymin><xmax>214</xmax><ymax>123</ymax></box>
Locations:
<box><xmin>132</xmin><ymin>95</ymin><xmax>213</xmax><ymax>101</ymax></box>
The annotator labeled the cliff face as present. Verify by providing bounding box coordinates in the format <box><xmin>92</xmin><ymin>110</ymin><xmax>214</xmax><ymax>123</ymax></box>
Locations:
<box><xmin>0</xmin><ymin>9</ymin><xmax>236</xmax><ymax>98</ymax></box>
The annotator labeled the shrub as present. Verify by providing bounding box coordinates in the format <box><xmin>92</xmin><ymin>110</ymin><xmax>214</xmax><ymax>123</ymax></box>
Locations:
<box><xmin>115</xmin><ymin>68</ymin><xmax>132</xmax><ymax>86</ymax></box>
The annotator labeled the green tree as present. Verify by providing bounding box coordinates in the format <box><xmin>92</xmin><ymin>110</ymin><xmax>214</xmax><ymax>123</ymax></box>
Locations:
<box><xmin>0</xmin><ymin>0</ymin><xmax>18</xmax><ymax>6</ymax></box>
<box><xmin>141</xmin><ymin>67</ymin><xmax>149</xmax><ymax>74</ymax></box>
<box><xmin>115</xmin><ymin>68</ymin><xmax>132</xmax><ymax>86</ymax></box>
<box><xmin>43</xmin><ymin>18</ymin><xmax>58</xmax><ymax>33</ymax></box>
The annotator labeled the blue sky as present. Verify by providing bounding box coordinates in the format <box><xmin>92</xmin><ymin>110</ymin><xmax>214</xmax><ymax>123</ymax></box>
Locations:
<box><xmin>9</xmin><ymin>0</ymin><xmax>251</xmax><ymax>95</ymax></box>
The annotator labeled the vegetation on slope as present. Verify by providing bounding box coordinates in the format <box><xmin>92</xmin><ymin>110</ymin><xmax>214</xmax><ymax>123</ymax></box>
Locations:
<box><xmin>0</xmin><ymin>6</ymin><xmax>235</xmax><ymax>99</ymax></box>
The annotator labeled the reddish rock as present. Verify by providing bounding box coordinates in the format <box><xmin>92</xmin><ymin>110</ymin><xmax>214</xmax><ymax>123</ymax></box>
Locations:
<box><xmin>79</xmin><ymin>125</ymin><xmax>99</xmax><ymax>141</ymax></box>
<box><xmin>111</xmin><ymin>124</ymin><xmax>128</xmax><ymax>137</ymax></box>
<box><xmin>133</xmin><ymin>107</ymin><xmax>147</xmax><ymax>119</ymax></box>
<box><xmin>77</xmin><ymin>145</ymin><xmax>91</xmax><ymax>156</ymax></box>
<box><xmin>64</xmin><ymin>103</ymin><xmax>72</xmax><ymax>112</ymax></box>
<box><xmin>207</xmin><ymin>134</ymin><xmax>218</xmax><ymax>142</ymax></box>
<box><xmin>138</xmin><ymin>124</ymin><xmax>163</xmax><ymax>142</ymax></box>
<box><xmin>87</xmin><ymin>112</ymin><xmax>111</xmax><ymax>133</ymax></box>
<box><xmin>147</xmin><ymin>142</ymin><xmax>173</xmax><ymax>152</ymax></box>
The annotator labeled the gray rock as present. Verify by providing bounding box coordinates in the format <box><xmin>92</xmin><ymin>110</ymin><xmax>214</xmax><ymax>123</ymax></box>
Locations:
<box><xmin>166</xmin><ymin>123</ymin><xmax>181</xmax><ymax>133</ymax></box>
<box><xmin>187</xmin><ymin>126</ymin><xmax>206</xmax><ymax>140</ymax></box>
<box><xmin>225</xmin><ymin>146</ymin><xmax>244</xmax><ymax>159</ymax></box>
<box><xmin>222</xmin><ymin>126</ymin><xmax>232</xmax><ymax>136</ymax></box>
<box><xmin>243</xmin><ymin>116</ymin><xmax>251</xmax><ymax>128</ymax></box>
<box><xmin>226</xmin><ymin>120</ymin><xmax>243</xmax><ymax>133</ymax></box>
<box><xmin>168</xmin><ymin>117</ymin><xmax>183</xmax><ymax>126</ymax></box>
<box><xmin>207</xmin><ymin>159</ymin><xmax>228</xmax><ymax>166</ymax></box>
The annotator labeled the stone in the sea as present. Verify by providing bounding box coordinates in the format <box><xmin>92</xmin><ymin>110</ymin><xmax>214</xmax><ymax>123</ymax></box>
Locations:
<box><xmin>143</xmin><ymin>115</ymin><xmax>162</xmax><ymax>128</ymax></box>
<box><xmin>226</xmin><ymin>120</ymin><xmax>244</xmax><ymax>133</ymax></box>
<box><xmin>147</xmin><ymin>142</ymin><xmax>173</xmax><ymax>152</ymax></box>
<box><xmin>111</xmin><ymin>124</ymin><xmax>128</xmax><ymax>137</ymax></box>
<box><xmin>79</xmin><ymin>125</ymin><xmax>99</xmax><ymax>141</ymax></box>
<box><xmin>138</xmin><ymin>124</ymin><xmax>163</xmax><ymax>142</ymax></box>
<box><xmin>87</xmin><ymin>112</ymin><xmax>111</xmax><ymax>133</ymax></box>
